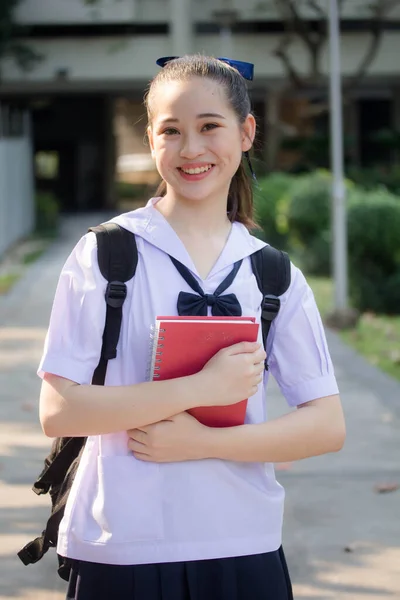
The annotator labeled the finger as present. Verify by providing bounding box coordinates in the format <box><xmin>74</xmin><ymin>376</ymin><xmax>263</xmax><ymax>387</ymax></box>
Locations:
<box><xmin>132</xmin><ymin>452</ymin><xmax>152</xmax><ymax>462</ymax></box>
<box><xmin>136</xmin><ymin>427</ymin><xmax>149</xmax><ymax>434</ymax></box>
<box><xmin>252</xmin><ymin>371</ymin><xmax>263</xmax><ymax>384</ymax></box>
<box><xmin>128</xmin><ymin>439</ymin><xmax>149</xmax><ymax>454</ymax></box>
<box><xmin>256</xmin><ymin>363</ymin><xmax>265</xmax><ymax>375</ymax></box>
<box><xmin>128</xmin><ymin>430</ymin><xmax>147</xmax><ymax>444</ymax></box>
<box><xmin>253</xmin><ymin>348</ymin><xmax>267</xmax><ymax>363</ymax></box>
<box><xmin>251</xmin><ymin>360</ymin><xmax>264</xmax><ymax>373</ymax></box>
<box><xmin>127</xmin><ymin>427</ymin><xmax>148</xmax><ymax>436</ymax></box>
<box><xmin>227</xmin><ymin>341</ymin><xmax>261</xmax><ymax>356</ymax></box>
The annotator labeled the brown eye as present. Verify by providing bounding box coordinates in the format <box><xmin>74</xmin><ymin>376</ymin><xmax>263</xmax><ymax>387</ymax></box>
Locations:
<box><xmin>202</xmin><ymin>123</ymin><xmax>218</xmax><ymax>132</ymax></box>
<box><xmin>163</xmin><ymin>128</ymin><xmax>179</xmax><ymax>135</ymax></box>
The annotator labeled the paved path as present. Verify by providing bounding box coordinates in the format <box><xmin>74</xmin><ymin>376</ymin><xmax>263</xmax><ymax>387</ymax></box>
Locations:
<box><xmin>0</xmin><ymin>214</ymin><xmax>399</xmax><ymax>599</ymax></box>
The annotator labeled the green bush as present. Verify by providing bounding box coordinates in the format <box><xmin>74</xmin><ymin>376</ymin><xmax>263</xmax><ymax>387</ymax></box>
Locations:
<box><xmin>347</xmin><ymin>190</ymin><xmax>400</xmax><ymax>314</ymax></box>
<box><xmin>285</xmin><ymin>170</ymin><xmax>335</xmax><ymax>274</ymax></box>
<box><xmin>348</xmin><ymin>166</ymin><xmax>400</xmax><ymax>196</ymax></box>
<box><xmin>35</xmin><ymin>191</ymin><xmax>59</xmax><ymax>235</ymax></box>
<box><xmin>287</xmin><ymin>170</ymin><xmax>332</xmax><ymax>242</ymax></box>
<box><xmin>285</xmin><ymin>170</ymin><xmax>361</xmax><ymax>276</ymax></box>
<box><xmin>253</xmin><ymin>172</ymin><xmax>294</xmax><ymax>249</ymax></box>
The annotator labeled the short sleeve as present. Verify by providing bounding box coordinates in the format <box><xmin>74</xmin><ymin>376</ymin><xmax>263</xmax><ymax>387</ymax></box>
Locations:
<box><xmin>268</xmin><ymin>263</ymin><xmax>339</xmax><ymax>407</ymax></box>
<box><xmin>38</xmin><ymin>232</ymin><xmax>106</xmax><ymax>384</ymax></box>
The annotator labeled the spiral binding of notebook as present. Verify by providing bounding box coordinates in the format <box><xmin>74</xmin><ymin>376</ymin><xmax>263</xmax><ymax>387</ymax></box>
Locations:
<box><xmin>152</xmin><ymin>327</ymin><xmax>166</xmax><ymax>379</ymax></box>
<box><xmin>147</xmin><ymin>322</ymin><xmax>166</xmax><ymax>381</ymax></box>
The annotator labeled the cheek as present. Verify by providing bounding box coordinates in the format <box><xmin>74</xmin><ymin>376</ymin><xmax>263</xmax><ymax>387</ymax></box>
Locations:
<box><xmin>215</xmin><ymin>131</ymin><xmax>243</xmax><ymax>160</ymax></box>
<box><xmin>153</xmin><ymin>144</ymin><xmax>169</xmax><ymax>165</ymax></box>
<box><xmin>154</xmin><ymin>146</ymin><xmax>176</xmax><ymax>177</ymax></box>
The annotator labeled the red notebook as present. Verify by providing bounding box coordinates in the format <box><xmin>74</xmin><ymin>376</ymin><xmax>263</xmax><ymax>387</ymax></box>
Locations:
<box><xmin>149</xmin><ymin>316</ymin><xmax>259</xmax><ymax>427</ymax></box>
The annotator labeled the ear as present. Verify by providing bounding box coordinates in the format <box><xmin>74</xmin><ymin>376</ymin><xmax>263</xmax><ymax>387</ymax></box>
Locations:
<box><xmin>147</xmin><ymin>126</ymin><xmax>155</xmax><ymax>157</ymax></box>
<box><xmin>241</xmin><ymin>114</ymin><xmax>256</xmax><ymax>153</ymax></box>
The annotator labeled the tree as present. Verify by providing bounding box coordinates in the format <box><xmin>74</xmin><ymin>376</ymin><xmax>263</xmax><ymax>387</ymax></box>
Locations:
<box><xmin>257</xmin><ymin>0</ymin><xmax>400</xmax><ymax>170</ymax></box>
<box><xmin>0</xmin><ymin>0</ymin><xmax>42</xmax><ymax>82</ymax></box>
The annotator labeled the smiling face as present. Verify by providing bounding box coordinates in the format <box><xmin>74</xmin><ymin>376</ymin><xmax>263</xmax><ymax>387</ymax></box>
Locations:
<box><xmin>147</xmin><ymin>76</ymin><xmax>255</xmax><ymax>206</ymax></box>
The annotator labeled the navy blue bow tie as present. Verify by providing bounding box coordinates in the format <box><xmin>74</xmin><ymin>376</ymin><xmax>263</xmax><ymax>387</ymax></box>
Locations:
<box><xmin>170</xmin><ymin>257</ymin><xmax>243</xmax><ymax>317</ymax></box>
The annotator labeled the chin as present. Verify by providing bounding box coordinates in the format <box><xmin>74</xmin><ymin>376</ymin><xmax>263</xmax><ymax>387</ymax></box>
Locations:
<box><xmin>176</xmin><ymin>181</ymin><xmax>229</xmax><ymax>204</ymax></box>
<box><xmin>180</xmin><ymin>187</ymin><xmax>214</xmax><ymax>201</ymax></box>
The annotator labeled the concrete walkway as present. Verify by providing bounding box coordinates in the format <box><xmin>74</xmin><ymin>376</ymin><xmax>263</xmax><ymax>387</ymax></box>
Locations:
<box><xmin>0</xmin><ymin>215</ymin><xmax>399</xmax><ymax>600</ymax></box>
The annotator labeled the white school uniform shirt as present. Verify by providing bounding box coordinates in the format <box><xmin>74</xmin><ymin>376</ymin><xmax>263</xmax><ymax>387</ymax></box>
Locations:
<box><xmin>38</xmin><ymin>197</ymin><xmax>339</xmax><ymax>565</ymax></box>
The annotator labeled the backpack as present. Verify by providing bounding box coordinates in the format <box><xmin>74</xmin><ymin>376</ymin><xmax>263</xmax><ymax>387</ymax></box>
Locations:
<box><xmin>17</xmin><ymin>222</ymin><xmax>291</xmax><ymax>581</ymax></box>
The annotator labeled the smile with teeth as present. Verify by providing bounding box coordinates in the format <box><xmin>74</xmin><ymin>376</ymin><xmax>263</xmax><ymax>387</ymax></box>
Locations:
<box><xmin>180</xmin><ymin>165</ymin><xmax>213</xmax><ymax>175</ymax></box>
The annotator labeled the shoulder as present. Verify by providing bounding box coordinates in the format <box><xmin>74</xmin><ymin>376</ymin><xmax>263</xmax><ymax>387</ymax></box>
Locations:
<box><xmin>59</xmin><ymin>229</ymin><xmax>103</xmax><ymax>286</ymax></box>
<box><xmin>78</xmin><ymin>202</ymin><xmax>153</xmax><ymax>264</ymax></box>
<box><xmin>275</xmin><ymin>262</ymin><xmax>318</xmax><ymax>327</ymax></box>
<box><xmin>285</xmin><ymin>262</ymin><xmax>311</xmax><ymax>298</ymax></box>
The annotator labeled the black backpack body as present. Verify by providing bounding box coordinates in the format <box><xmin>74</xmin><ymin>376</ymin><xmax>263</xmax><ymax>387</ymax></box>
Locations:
<box><xmin>18</xmin><ymin>223</ymin><xmax>290</xmax><ymax>581</ymax></box>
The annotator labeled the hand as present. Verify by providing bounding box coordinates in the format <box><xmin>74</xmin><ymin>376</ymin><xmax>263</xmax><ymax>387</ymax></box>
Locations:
<box><xmin>200</xmin><ymin>341</ymin><xmax>266</xmax><ymax>407</ymax></box>
<box><xmin>127</xmin><ymin>412</ymin><xmax>207</xmax><ymax>463</ymax></box>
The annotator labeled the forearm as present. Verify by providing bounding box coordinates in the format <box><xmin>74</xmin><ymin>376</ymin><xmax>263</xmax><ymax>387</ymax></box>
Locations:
<box><xmin>199</xmin><ymin>396</ymin><xmax>346</xmax><ymax>463</ymax></box>
<box><xmin>40</xmin><ymin>372</ymin><xmax>205</xmax><ymax>438</ymax></box>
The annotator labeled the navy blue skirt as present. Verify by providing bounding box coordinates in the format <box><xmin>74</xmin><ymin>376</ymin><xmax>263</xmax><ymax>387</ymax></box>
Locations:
<box><xmin>66</xmin><ymin>547</ymin><xmax>293</xmax><ymax>600</ymax></box>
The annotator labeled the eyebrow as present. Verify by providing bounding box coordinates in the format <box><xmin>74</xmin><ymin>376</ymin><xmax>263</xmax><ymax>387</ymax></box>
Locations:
<box><xmin>159</xmin><ymin>113</ymin><xmax>226</xmax><ymax>125</ymax></box>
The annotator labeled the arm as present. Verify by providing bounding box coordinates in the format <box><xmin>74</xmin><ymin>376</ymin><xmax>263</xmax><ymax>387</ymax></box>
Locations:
<box><xmin>198</xmin><ymin>394</ymin><xmax>345</xmax><ymax>462</ymax></box>
<box><xmin>127</xmin><ymin>395</ymin><xmax>345</xmax><ymax>463</ymax></box>
<box><xmin>40</xmin><ymin>341</ymin><xmax>266</xmax><ymax>438</ymax></box>
<box><xmin>40</xmin><ymin>372</ymin><xmax>206</xmax><ymax>438</ymax></box>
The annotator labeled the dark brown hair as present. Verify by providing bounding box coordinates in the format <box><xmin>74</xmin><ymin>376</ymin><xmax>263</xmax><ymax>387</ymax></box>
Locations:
<box><xmin>144</xmin><ymin>54</ymin><xmax>258</xmax><ymax>230</ymax></box>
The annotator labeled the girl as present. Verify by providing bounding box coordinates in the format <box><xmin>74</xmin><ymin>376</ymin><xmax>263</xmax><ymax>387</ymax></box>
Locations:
<box><xmin>39</xmin><ymin>55</ymin><xmax>345</xmax><ymax>600</ymax></box>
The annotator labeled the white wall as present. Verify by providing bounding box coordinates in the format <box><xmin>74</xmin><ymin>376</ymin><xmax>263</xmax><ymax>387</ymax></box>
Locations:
<box><xmin>14</xmin><ymin>0</ymin><xmax>136</xmax><ymax>25</ymax></box>
<box><xmin>5</xmin><ymin>0</ymin><xmax>400</xmax><ymax>90</ymax></box>
<box><xmin>1</xmin><ymin>35</ymin><xmax>168</xmax><ymax>84</ymax></box>
<box><xmin>15</xmin><ymin>0</ymin><xmax>400</xmax><ymax>25</ymax></box>
<box><xmin>0</xmin><ymin>115</ymin><xmax>35</xmax><ymax>257</ymax></box>
<box><xmin>2</xmin><ymin>31</ymin><xmax>400</xmax><ymax>86</ymax></box>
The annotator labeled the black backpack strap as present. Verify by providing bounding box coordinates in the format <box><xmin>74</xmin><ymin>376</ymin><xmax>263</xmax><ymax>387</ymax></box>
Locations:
<box><xmin>32</xmin><ymin>437</ymin><xmax>85</xmax><ymax>495</ymax></box>
<box><xmin>250</xmin><ymin>245</ymin><xmax>291</xmax><ymax>369</ymax></box>
<box><xmin>89</xmin><ymin>223</ymin><xmax>138</xmax><ymax>385</ymax></box>
<box><xmin>17</xmin><ymin>223</ymin><xmax>138</xmax><ymax>574</ymax></box>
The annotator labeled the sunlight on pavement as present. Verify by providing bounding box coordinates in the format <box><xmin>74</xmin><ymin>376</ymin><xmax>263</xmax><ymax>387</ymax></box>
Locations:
<box><xmin>294</xmin><ymin>543</ymin><xmax>400</xmax><ymax>599</ymax></box>
<box><xmin>0</xmin><ymin>590</ymin><xmax>64</xmax><ymax>600</ymax></box>
<box><xmin>0</xmin><ymin>327</ymin><xmax>47</xmax><ymax>370</ymax></box>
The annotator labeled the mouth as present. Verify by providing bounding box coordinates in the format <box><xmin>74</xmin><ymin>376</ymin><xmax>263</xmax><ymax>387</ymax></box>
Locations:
<box><xmin>177</xmin><ymin>164</ymin><xmax>215</xmax><ymax>181</ymax></box>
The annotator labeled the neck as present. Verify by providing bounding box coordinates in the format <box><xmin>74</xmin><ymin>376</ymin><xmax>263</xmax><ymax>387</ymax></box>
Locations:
<box><xmin>155</xmin><ymin>188</ymin><xmax>232</xmax><ymax>237</ymax></box>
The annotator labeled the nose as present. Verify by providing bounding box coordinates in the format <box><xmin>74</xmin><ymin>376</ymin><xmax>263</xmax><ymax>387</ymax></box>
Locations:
<box><xmin>179</xmin><ymin>133</ymin><xmax>205</xmax><ymax>159</ymax></box>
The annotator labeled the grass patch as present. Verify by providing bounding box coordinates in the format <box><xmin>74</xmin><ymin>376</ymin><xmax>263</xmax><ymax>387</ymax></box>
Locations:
<box><xmin>308</xmin><ymin>275</ymin><xmax>400</xmax><ymax>382</ymax></box>
<box><xmin>307</xmin><ymin>276</ymin><xmax>334</xmax><ymax>318</ymax></box>
<box><xmin>0</xmin><ymin>273</ymin><xmax>20</xmax><ymax>294</ymax></box>
<box><xmin>0</xmin><ymin>237</ymin><xmax>53</xmax><ymax>296</ymax></box>
<box><xmin>22</xmin><ymin>248</ymin><xmax>46</xmax><ymax>265</ymax></box>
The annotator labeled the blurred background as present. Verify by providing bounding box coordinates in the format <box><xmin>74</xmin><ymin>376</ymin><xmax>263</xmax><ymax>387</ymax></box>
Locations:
<box><xmin>0</xmin><ymin>2</ymin><xmax>400</xmax><ymax>599</ymax></box>
<box><xmin>2</xmin><ymin>0</ymin><xmax>400</xmax><ymax>374</ymax></box>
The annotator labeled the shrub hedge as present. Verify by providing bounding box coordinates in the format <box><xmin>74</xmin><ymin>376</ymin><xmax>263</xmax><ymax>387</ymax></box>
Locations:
<box><xmin>347</xmin><ymin>191</ymin><xmax>400</xmax><ymax>314</ymax></box>
<box><xmin>254</xmin><ymin>170</ymin><xmax>400</xmax><ymax>314</ymax></box>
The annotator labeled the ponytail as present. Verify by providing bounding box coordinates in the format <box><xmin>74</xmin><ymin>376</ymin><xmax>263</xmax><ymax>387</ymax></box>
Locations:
<box><xmin>154</xmin><ymin>179</ymin><xmax>167</xmax><ymax>198</ymax></box>
<box><xmin>227</xmin><ymin>161</ymin><xmax>258</xmax><ymax>230</ymax></box>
